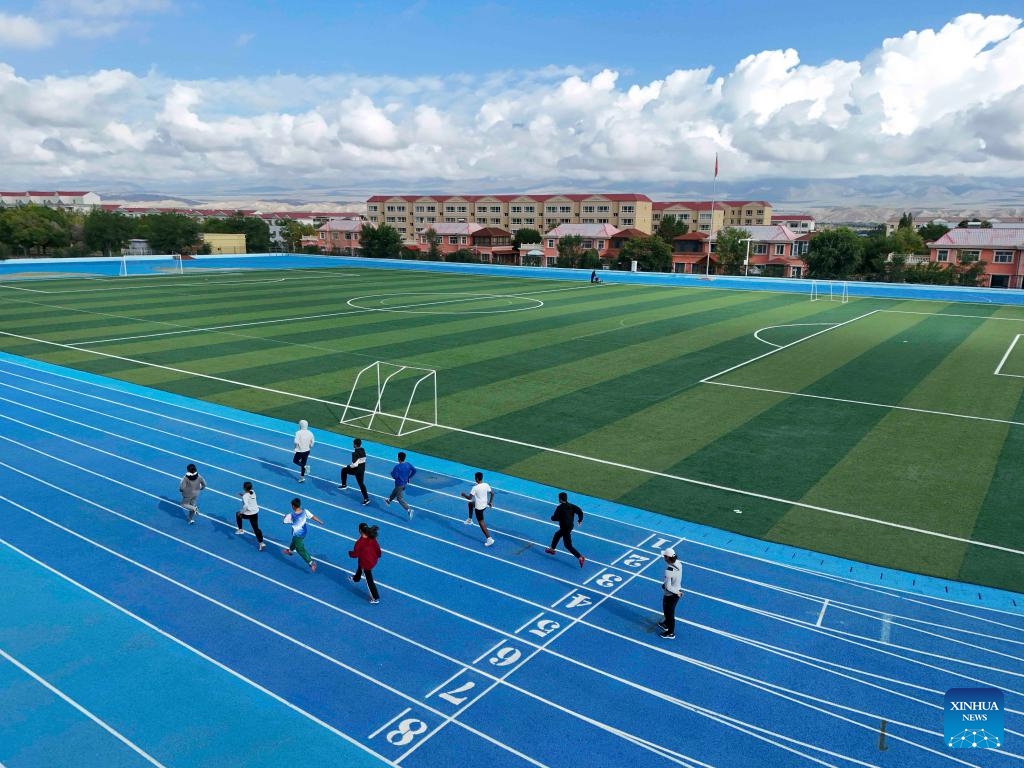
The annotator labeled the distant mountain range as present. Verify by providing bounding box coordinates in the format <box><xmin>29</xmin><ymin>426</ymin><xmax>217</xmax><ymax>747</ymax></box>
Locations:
<box><xmin>96</xmin><ymin>175</ymin><xmax>1024</xmax><ymax>224</ymax></box>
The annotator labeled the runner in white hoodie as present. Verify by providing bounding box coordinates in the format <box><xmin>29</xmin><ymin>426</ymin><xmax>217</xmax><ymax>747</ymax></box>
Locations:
<box><xmin>292</xmin><ymin>419</ymin><xmax>315</xmax><ymax>483</ymax></box>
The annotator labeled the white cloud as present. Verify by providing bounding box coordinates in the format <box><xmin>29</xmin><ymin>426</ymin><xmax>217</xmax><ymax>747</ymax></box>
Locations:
<box><xmin>0</xmin><ymin>13</ymin><xmax>1022</xmax><ymax>189</ymax></box>
<box><xmin>0</xmin><ymin>13</ymin><xmax>51</xmax><ymax>49</ymax></box>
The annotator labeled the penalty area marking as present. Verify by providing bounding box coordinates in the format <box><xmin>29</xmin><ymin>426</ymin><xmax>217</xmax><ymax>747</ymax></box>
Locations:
<box><xmin>753</xmin><ymin>323</ymin><xmax>841</xmax><ymax>348</ymax></box>
<box><xmin>994</xmin><ymin>334</ymin><xmax>1024</xmax><ymax>378</ymax></box>
<box><xmin>347</xmin><ymin>292</ymin><xmax>544</xmax><ymax>315</ymax></box>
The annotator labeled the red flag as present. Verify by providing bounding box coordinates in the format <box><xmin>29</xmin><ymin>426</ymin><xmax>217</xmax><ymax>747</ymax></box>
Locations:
<box><xmin>714</xmin><ymin>153</ymin><xmax>719</xmax><ymax>178</ymax></box>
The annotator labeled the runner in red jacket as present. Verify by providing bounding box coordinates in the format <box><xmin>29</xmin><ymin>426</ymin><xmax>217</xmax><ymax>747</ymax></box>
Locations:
<box><xmin>349</xmin><ymin>523</ymin><xmax>382</xmax><ymax>603</ymax></box>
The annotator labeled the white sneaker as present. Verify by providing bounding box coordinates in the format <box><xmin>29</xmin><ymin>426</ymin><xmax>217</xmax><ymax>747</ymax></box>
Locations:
<box><xmin>385</xmin><ymin>498</ymin><xmax>391</xmax><ymax>506</ymax></box>
<box><xmin>463</xmin><ymin>517</ymin><xmax>473</xmax><ymax>525</ymax></box>
<box><xmin>407</xmin><ymin>508</ymin><xmax>413</xmax><ymax>520</ymax></box>
<box><xmin>235</xmin><ymin>528</ymin><xmax>244</xmax><ymax>535</ymax></box>
<box><xmin>298</xmin><ymin>475</ymin><xmax>305</xmax><ymax>483</ymax></box>
<box><xmin>484</xmin><ymin>537</ymin><xmax>494</xmax><ymax>547</ymax></box>
<box><xmin>258</xmin><ymin>542</ymin><xmax>266</xmax><ymax>551</ymax></box>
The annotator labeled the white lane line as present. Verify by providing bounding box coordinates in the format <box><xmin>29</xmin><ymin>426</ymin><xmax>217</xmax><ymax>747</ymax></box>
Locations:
<box><xmin>994</xmin><ymin>334</ymin><xmax>1023</xmax><ymax>376</ymax></box>
<box><xmin>816</xmin><ymin>600</ymin><xmax>829</xmax><ymax>628</ymax></box>
<box><xmin>881</xmin><ymin>614</ymin><xmax>893</xmax><ymax>645</ymax></box>
<box><xmin>0</xmin><ymin>537</ymin><xmax>392</xmax><ymax>767</ymax></box>
<box><xmin>0</xmin><ymin>646</ymin><xmax>168</xmax><ymax>767</ymax></box>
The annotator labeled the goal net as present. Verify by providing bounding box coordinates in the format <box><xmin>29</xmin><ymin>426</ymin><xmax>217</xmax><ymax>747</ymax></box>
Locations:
<box><xmin>810</xmin><ymin>280</ymin><xmax>849</xmax><ymax>303</ymax></box>
<box><xmin>340</xmin><ymin>361</ymin><xmax>438</xmax><ymax>436</ymax></box>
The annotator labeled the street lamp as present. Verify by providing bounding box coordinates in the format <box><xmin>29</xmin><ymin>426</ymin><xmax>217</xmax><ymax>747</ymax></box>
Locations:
<box><xmin>741</xmin><ymin>238</ymin><xmax>754</xmax><ymax>277</ymax></box>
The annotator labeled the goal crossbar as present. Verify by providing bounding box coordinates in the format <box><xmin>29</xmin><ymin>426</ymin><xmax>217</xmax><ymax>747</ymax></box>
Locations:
<box><xmin>810</xmin><ymin>280</ymin><xmax>849</xmax><ymax>303</ymax></box>
<box><xmin>340</xmin><ymin>361</ymin><xmax>438</xmax><ymax>436</ymax></box>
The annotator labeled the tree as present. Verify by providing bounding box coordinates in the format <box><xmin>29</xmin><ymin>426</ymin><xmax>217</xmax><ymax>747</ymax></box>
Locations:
<box><xmin>512</xmin><ymin>228</ymin><xmax>542</xmax><ymax>250</ymax></box>
<box><xmin>714</xmin><ymin>227</ymin><xmax>752</xmax><ymax>276</ymax></box>
<box><xmin>897</xmin><ymin>212</ymin><xmax>914</xmax><ymax>230</ymax></box>
<box><xmin>446</xmin><ymin>248</ymin><xmax>481</xmax><ymax>263</ymax></box>
<box><xmin>655</xmin><ymin>215</ymin><xmax>689</xmax><ymax>246</ymax></box>
<box><xmin>618</xmin><ymin>235</ymin><xmax>672</xmax><ymax>272</ymax></box>
<box><xmin>917</xmin><ymin>222</ymin><xmax>950</xmax><ymax>243</ymax></box>
<box><xmin>423</xmin><ymin>228</ymin><xmax>441</xmax><ymax>261</ymax></box>
<box><xmin>555</xmin><ymin>235</ymin><xmax>585</xmax><ymax>268</ymax></box>
<box><xmin>137</xmin><ymin>212</ymin><xmax>200</xmax><ymax>254</ymax></box>
<box><xmin>805</xmin><ymin>227</ymin><xmax>863</xmax><ymax>278</ymax></box>
<box><xmin>203</xmin><ymin>213</ymin><xmax>272</xmax><ymax>253</ymax></box>
<box><xmin>277</xmin><ymin>219</ymin><xmax>317</xmax><ymax>252</ymax></box>
<box><xmin>359</xmin><ymin>223</ymin><xmax>403</xmax><ymax>260</ymax></box>
<box><xmin>83</xmin><ymin>209</ymin><xmax>133</xmax><ymax>256</ymax></box>
<box><xmin>1</xmin><ymin>205</ymin><xmax>72</xmax><ymax>255</ymax></box>
<box><xmin>889</xmin><ymin>227</ymin><xmax>925</xmax><ymax>255</ymax></box>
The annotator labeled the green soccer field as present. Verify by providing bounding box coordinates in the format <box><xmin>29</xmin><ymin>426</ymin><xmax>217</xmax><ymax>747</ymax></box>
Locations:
<box><xmin>3</xmin><ymin>265</ymin><xmax>1023</xmax><ymax>592</ymax></box>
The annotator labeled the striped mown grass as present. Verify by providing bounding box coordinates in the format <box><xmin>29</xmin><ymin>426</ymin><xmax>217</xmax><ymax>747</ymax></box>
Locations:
<box><xmin>2</xmin><ymin>266</ymin><xmax>1022</xmax><ymax>591</ymax></box>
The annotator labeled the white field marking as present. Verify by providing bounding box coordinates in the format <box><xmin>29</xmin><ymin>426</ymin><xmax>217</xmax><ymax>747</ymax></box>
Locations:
<box><xmin>752</xmin><ymin>322</ymin><xmax>840</xmax><ymax>348</ymax></box>
<box><xmin>0</xmin><ymin>537</ymin><xmax>396</xmax><ymax>767</ymax></box>
<box><xmin>367</xmin><ymin>708</ymin><xmax>410</xmax><ymax>740</ymax></box>
<box><xmin>881</xmin><ymin>614</ymin><xmax>893</xmax><ymax>645</ymax></box>
<box><xmin>5</xmin><ymin>375</ymin><xmax>1023</xmax><ymax>658</ymax></box>
<box><xmin>0</xmin><ymin>646</ymin><xmax>168</xmax><ymax>767</ymax></box>
<box><xmin>59</xmin><ymin>281</ymin><xmax>583</xmax><ymax>346</ymax></box>
<box><xmin>7</xmin><ymin>379</ymin><xmax>1024</xmax><ymax>666</ymax></box>
<box><xmin>7</xmin><ymin>357</ymin><xmax>1018</xmax><ymax>621</ymax></box>
<box><xmin>994</xmin><ymin>334</ymin><xmax>1024</xmax><ymax>377</ymax></box>
<box><xmin>424</xmin><ymin>669</ymin><xmax>471</xmax><ymax>700</ymax></box>
<box><xmin>548</xmin><ymin>588</ymin><xmax>580</xmax><ymax>609</ymax></box>
<box><xmin>710</xmin><ymin>378</ymin><xmax>1024</xmax><ymax>430</ymax></box>
<box><xmin>880</xmin><ymin>309</ymin><xmax>1024</xmax><ymax>322</ymax></box>
<box><xmin>515</xmin><ymin>612</ymin><xmax>546</xmax><ymax>634</ymax></box>
<box><xmin>9</xmin><ymin>330</ymin><xmax>1017</xmax><ymax>562</ymax></box>
<box><xmin>700</xmin><ymin>309</ymin><xmax>881</xmax><ymax>384</ymax></box>
<box><xmin>472</xmin><ymin>640</ymin><xmax>507</xmax><ymax>665</ymax></box>
<box><xmin>2</xmin><ymin>467</ymin><xmax>1012</xmax><ymax>759</ymax></box>
<box><xmin>347</xmin><ymin>292</ymin><xmax>544</xmax><ymax>315</ymax></box>
<box><xmin>816</xmin><ymin>601</ymin><xmax>829</xmax><ymax>627</ymax></box>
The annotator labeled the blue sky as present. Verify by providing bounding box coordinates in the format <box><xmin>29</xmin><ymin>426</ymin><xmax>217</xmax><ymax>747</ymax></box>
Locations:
<box><xmin>0</xmin><ymin>1</ymin><xmax>1022</xmax><ymax>192</ymax></box>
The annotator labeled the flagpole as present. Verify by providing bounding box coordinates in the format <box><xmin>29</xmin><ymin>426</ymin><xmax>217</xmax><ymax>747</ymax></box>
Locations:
<box><xmin>706</xmin><ymin>152</ymin><xmax>718</xmax><ymax>275</ymax></box>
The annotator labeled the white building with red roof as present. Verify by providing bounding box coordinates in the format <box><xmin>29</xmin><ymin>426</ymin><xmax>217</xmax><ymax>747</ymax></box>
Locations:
<box><xmin>0</xmin><ymin>190</ymin><xmax>101</xmax><ymax>211</ymax></box>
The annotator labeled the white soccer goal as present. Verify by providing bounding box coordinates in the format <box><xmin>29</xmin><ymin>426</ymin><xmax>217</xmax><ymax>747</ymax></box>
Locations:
<box><xmin>810</xmin><ymin>280</ymin><xmax>849</xmax><ymax>303</ymax></box>
<box><xmin>340</xmin><ymin>361</ymin><xmax>438</xmax><ymax>436</ymax></box>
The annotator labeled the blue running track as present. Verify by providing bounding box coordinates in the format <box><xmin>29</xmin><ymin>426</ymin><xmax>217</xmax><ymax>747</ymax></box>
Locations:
<box><xmin>0</xmin><ymin>351</ymin><xmax>1021</xmax><ymax>767</ymax></box>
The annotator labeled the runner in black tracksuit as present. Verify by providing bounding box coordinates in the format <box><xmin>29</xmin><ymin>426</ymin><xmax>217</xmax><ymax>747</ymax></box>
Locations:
<box><xmin>340</xmin><ymin>438</ymin><xmax>370</xmax><ymax>505</ymax></box>
<box><xmin>545</xmin><ymin>492</ymin><xmax>585</xmax><ymax>568</ymax></box>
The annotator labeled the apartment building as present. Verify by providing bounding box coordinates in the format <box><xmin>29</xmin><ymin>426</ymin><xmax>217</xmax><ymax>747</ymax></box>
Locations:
<box><xmin>928</xmin><ymin>227</ymin><xmax>1024</xmax><ymax>288</ymax></box>
<box><xmin>366</xmin><ymin>194</ymin><xmax>654</xmax><ymax>237</ymax></box>
<box><xmin>771</xmin><ymin>213</ymin><xmax>815</xmax><ymax>233</ymax></box>
<box><xmin>669</xmin><ymin>224</ymin><xmax>806</xmax><ymax>277</ymax></box>
<box><xmin>541</xmin><ymin>223</ymin><xmax>620</xmax><ymax>265</ymax></box>
<box><xmin>318</xmin><ymin>217</ymin><xmax>364</xmax><ymax>254</ymax></box>
<box><xmin>0</xmin><ymin>190</ymin><xmax>101</xmax><ymax>211</ymax></box>
<box><xmin>652</xmin><ymin>200</ymin><xmax>772</xmax><ymax>234</ymax></box>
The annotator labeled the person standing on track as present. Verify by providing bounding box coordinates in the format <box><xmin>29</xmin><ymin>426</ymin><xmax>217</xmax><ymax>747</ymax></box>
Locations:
<box><xmin>349</xmin><ymin>522</ymin><xmax>382</xmax><ymax>604</ymax></box>
<box><xmin>544</xmin><ymin>491</ymin><xmax>585</xmax><ymax>567</ymax></box>
<box><xmin>386</xmin><ymin>451</ymin><xmax>417</xmax><ymax>520</ymax></box>
<box><xmin>292</xmin><ymin>419</ymin><xmax>314</xmax><ymax>483</ymax></box>
<box><xmin>461</xmin><ymin>471</ymin><xmax>494</xmax><ymax>547</ymax></box>
<box><xmin>235</xmin><ymin>481</ymin><xmax>265</xmax><ymax>551</ymax></box>
<box><xmin>658</xmin><ymin>546</ymin><xmax>683</xmax><ymax>640</ymax></box>
<box><xmin>179</xmin><ymin>463</ymin><xmax>206</xmax><ymax>525</ymax></box>
<box><xmin>339</xmin><ymin>437</ymin><xmax>370</xmax><ymax>505</ymax></box>
<box><xmin>282</xmin><ymin>498</ymin><xmax>323</xmax><ymax>572</ymax></box>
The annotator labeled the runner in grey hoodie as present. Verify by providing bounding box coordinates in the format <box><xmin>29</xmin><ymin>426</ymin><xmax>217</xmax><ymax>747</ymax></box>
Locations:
<box><xmin>179</xmin><ymin>464</ymin><xmax>206</xmax><ymax>524</ymax></box>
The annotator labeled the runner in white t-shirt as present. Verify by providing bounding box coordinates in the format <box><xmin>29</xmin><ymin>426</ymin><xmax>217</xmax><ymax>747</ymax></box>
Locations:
<box><xmin>460</xmin><ymin>471</ymin><xmax>495</xmax><ymax>547</ymax></box>
<box><xmin>292</xmin><ymin>419</ymin><xmax>315</xmax><ymax>483</ymax></box>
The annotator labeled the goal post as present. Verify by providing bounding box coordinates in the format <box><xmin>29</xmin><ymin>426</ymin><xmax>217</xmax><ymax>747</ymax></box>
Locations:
<box><xmin>340</xmin><ymin>361</ymin><xmax>438</xmax><ymax>436</ymax></box>
<box><xmin>810</xmin><ymin>280</ymin><xmax>848</xmax><ymax>303</ymax></box>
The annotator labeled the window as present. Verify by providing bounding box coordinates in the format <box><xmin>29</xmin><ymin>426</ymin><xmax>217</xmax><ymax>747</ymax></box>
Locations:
<box><xmin>622</xmin><ymin>218</ymin><xmax>633</xmax><ymax>226</ymax></box>
<box><xmin>490</xmin><ymin>218</ymin><xmax>501</xmax><ymax>225</ymax></box>
<box><xmin>490</xmin><ymin>206</ymin><xmax>501</xmax><ymax>213</ymax></box>
<box><xmin>597</xmin><ymin>240</ymin><xmax>604</xmax><ymax>250</ymax></box>
<box><xmin>597</xmin><ymin>205</ymin><xmax>610</xmax><ymax>213</ymax></box>
<box><xmin>698</xmin><ymin>213</ymin><xmax>711</xmax><ymax>221</ymax></box>
<box><xmin>445</xmin><ymin>206</ymin><xmax>456</xmax><ymax>213</ymax></box>
<box><xmin>559</xmin><ymin>206</ymin><xmax>572</xmax><ymax>214</ymax></box>
<box><xmin>791</xmin><ymin>266</ymin><xmax>802</xmax><ymax>278</ymax></box>
<box><xmin>994</xmin><ymin>250</ymin><xmax>1014</xmax><ymax>263</ymax></box>
<box><xmin>415</xmin><ymin>205</ymin><xmax>425</xmax><ymax>213</ymax></box>
<box><xmin>936</xmin><ymin>249</ymin><xmax>949</xmax><ymax>262</ymax></box>
<box><xmin>511</xmin><ymin>206</ymin><xmax>522</xmax><ymax>213</ymax></box>
<box><xmin>426</xmin><ymin>205</ymin><xmax>436</xmax><ymax>213</ymax></box>
<box><xmin>524</xmin><ymin>205</ymin><xmax>535</xmax><ymax>213</ymax></box>
<box><xmin>511</xmin><ymin>217</ymin><xmax>522</xmax><ymax>226</ymax></box>
<box><xmin>582</xmin><ymin>218</ymin><xmax>595</xmax><ymax>224</ymax></box>
<box><xmin>457</xmin><ymin>206</ymin><xmax>467</xmax><ymax>213</ymax></box>
<box><xmin>547</xmin><ymin>239</ymin><xmax>555</xmax><ymax>248</ymax></box>
<box><xmin>546</xmin><ymin>206</ymin><xmax>558</xmax><ymax>214</ymax></box>
<box><xmin>449</xmin><ymin>236</ymin><xmax>458</xmax><ymax>244</ymax></box>
<box><xmin>754</xmin><ymin>244</ymin><xmax>768</xmax><ymax>255</ymax></box>
<box><xmin>583</xmin><ymin>239</ymin><xmax>594</xmax><ymax>249</ymax></box>
<box><xmin>460</xmin><ymin>236</ymin><xmax>467</xmax><ymax>245</ymax></box>
<box><xmin>368</xmin><ymin>205</ymin><xmax>378</xmax><ymax>212</ymax></box>
<box><xmin>582</xmin><ymin>205</ymin><xmax>595</xmax><ymax>213</ymax></box>
<box><xmin>961</xmin><ymin>250</ymin><xmax>980</xmax><ymax>263</ymax></box>
<box><xmin>622</xmin><ymin>205</ymin><xmax>634</xmax><ymax>213</ymax></box>
<box><xmin>794</xmin><ymin>242</ymin><xmax>809</xmax><ymax>256</ymax></box>
<box><xmin>745</xmin><ymin>209</ymin><xmax>753</xmax><ymax>216</ymax></box>
<box><xmin>386</xmin><ymin>216</ymin><xmax>396</xmax><ymax>223</ymax></box>
<box><xmin>775</xmin><ymin>244</ymin><xmax>786</xmax><ymax>256</ymax></box>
